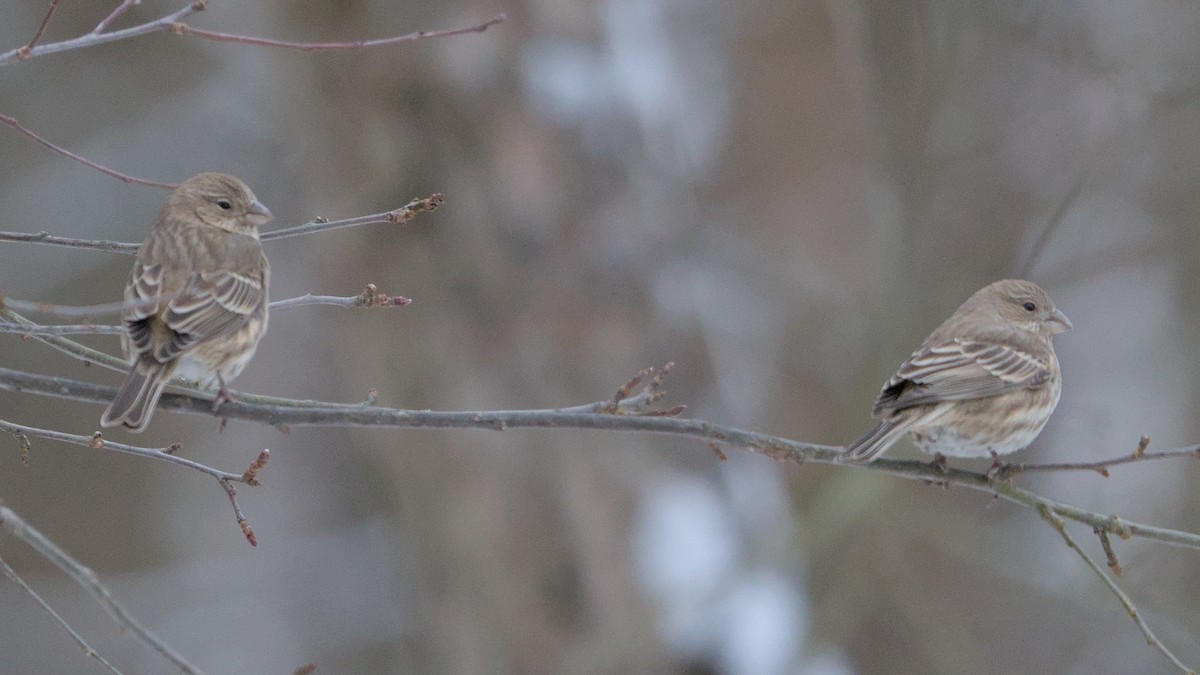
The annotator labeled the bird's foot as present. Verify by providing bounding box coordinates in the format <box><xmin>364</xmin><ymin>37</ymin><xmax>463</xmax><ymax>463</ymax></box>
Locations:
<box><xmin>929</xmin><ymin>453</ymin><xmax>950</xmax><ymax>475</ymax></box>
<box><xmin>985</xmin><ymin>450</ymin><xmax>1007</xmax><ymax>481</ymax></box>
<box><xmin>212</xmin><ymin>382</ymin><xmax>231</xmax><ymax>411</ymax></box>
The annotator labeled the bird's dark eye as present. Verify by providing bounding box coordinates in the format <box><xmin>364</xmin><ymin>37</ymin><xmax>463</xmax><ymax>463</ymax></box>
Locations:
<box><xmin>1022</xmin><ymin>302</ymin><xmax>1037</xmax><ymax>312</ymax></box>
<box><xmin>217</xmin><ymin>199</ymin><xmax>232</xmax><ymax>210</ymax></box>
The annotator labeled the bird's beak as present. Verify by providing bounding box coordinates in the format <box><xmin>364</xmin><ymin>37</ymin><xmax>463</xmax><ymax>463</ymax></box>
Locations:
<box><xmin>1045</xmin><ymin>308</ymin><xmax>1073</xmax><ymax>334</ymax></box>
<box><xmin>248</xmin><ymin>199</ymin><xmax>273</xmax><ymax>221</ymax></box>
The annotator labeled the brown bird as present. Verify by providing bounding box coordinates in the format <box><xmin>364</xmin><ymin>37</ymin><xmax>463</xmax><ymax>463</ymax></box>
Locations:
<box><xmin>100</xmin><ymin>172</ymin><xmax>272</xmax><ymax>431</ymax></box>
<box><xmin>842</xmin><ymin>279</ymin><xmax>1071</xmax><ymax>468</ymax></box>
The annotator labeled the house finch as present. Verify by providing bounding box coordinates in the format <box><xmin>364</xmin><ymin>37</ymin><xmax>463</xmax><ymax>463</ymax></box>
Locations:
<box><xmin>100</xmin><ymin>172</ymin><xmax>272</xmax><ymax>431</ymax></box>
<box><xmin>842</xmin><ymin>279</ymin><xmax>1071</xmax><ymax>467</ymax></box>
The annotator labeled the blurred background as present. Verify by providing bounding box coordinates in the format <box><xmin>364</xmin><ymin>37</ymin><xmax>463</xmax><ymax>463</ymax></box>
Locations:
<box><xmin>1</xmin><ymin>1</ymin><xmax>1199</xmax><ymax>673</ymax></box>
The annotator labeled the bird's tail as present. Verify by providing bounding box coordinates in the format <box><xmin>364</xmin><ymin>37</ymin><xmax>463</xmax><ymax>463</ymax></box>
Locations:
<box><xmin>100</xmin><ymin>357</ymin><xmax>174</xmax><ymax>432</ymax></box>
<box><xmin>841</xmin><ymin>417</ymin><xmax>912</xmax><ymax>463</ymax></box>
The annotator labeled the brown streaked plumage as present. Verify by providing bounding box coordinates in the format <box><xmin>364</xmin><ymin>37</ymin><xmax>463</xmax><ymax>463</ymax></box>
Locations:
<box><xmin>842</xmin><ymin>279</ymin><xmax>1071</xmax><ymax>464</ymax></box>
<box><xmin>100</xmin><ymin>172</ymin><xmax>272</xmax><ymax>431</ymax></box>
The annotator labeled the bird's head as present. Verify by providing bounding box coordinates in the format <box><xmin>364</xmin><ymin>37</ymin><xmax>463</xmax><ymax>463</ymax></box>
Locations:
<box><xmin>169</xmin><ymin>172</ymin><xmax>273</xmax><ymax>236</ymax></box>
<box><xmin>979</xmin><ymin>279</ymin><xmax>1073</xmax><ymax>336</ymax></box>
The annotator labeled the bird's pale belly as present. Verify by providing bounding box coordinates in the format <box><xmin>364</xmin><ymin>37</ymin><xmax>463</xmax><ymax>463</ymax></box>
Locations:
<box><xmin>907</xmin><ymin>384</ymin><xmax>1061</xmax><ymax>458</ymax></box>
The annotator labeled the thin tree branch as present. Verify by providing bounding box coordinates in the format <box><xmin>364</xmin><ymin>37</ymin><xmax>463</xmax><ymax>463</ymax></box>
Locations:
<box><xmin>15</xmin><ymin>0</ymin><xmax>62</xmax><ymax>60</ymax></box>
<box><xmin>0</xmin><ymin>288</ymin><xmax>411</xmax><ymax>336</ymax></box>
<box><xmin>1036</xmin><ymin>504</ymin><xmax>1194</xmax><ymax>674</ymax></box>
<box><xmin>267</xmin><ymin>284</ymin><xmax>411</xmax><ymax>310</ymax></box>
<box><xmin>0</xmin><ymin>554</ymin><xmax>123</xmax><ymax>675</ymax></box>
<box><xmin>168</xmin><ymin>13</ymin><xmax>505</xmax><ymax>51</ymax></box>
<box><xmin>0</xmin><ymin>420</ymin><xmax>264</xmax><ymax>546</ymax></box>
<box><xmin>0</xmin><ymin>230</ymin><xmax>139</xmax><ymax>254</ymax></box>
<box><xmin>92</xmin><ymin>0</ymin><xmax>141</xmax><ymax>34</ymax></box>
<box><xmin>0</xmin><ymin>194</ymin><xmax>443</xmax><ymax>254</ymax></box>
<box><xmin>0</xmin><ymin>506</ymin><xmax>205</xmax><ymax>675</ymax></box>
<box><xmin>0</xmin><ymin>2</ymin><xmax>206</xmax><ymax>66</ymax></box>
<box><xmin>1</xmin><ymin>364</ymin><xmax>1198</xmax><ymax>552</ymax></box>
<box><xmin>999</xmin><ymin>438</ymin><xmax>1200</xmax><ymax>480</ymax></box>
<box><xmin>0</xmin><ymin>113</ymin><xmax>177</xmax><ymax>188</ymax></box>
<box><xmin>259</xmin><ymin>194</ymin><xmax>444</xmax><ymax>242</ymax></box>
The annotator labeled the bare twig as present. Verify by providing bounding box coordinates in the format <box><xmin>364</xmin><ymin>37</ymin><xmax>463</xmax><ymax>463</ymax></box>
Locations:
<box><xmin>1037</xmin><ymin>504</ymin><xmax>1193</xmax><ymax>674</ymax></box>
<box><xmin>1095</xmin><ymin>529</ymin><xmax>1123</xmax><ymax>577</ymax></box>
<box><xmin>93</xmin><ymin>0</ymin><xmax>142</xmax><ymax>34</ymax></box>
<box><xmin>0</xmin><ymin>506</ymin><xmax>205</xmax><ymax>674</ymax></box>
<box><xmin>169</xmin><ymin>14</ymin><xmax>505</xmax><ymax>51</ymax></box>
<box><xmin>0</xmin><ymin>554</ymin><xmax>123</xmax><ymax>674</ymax></box>
<box><xmin>0</xmin><ymin>293</ymin><xmax>176</xmax><ymax>318</ymax></box>
<box><xmin>0</xmin><ymin>114</ymin><xmax>177</xmax><ymax>188</ymax></box>
<box><xmin>998</xmin><ymin>439</ymin><xmax>1200</xmax><ymax>480</ymax></box>
<box><xmin>260</xmin><ymin>194</ymin><xmax>444</xmax><ymax>242</ymax></box>
<box><xmin>0</xmin><ymin>2</ymin><xmax>205</xmax><ymax>66</ymax></box>
<box><xmin>0</xmin><ymin>420</ymin><xmax>263</xmax><ymax>546</ymax></box>
<box><xmin>0</xmin><ymin>195</ymin><xmax>443</xmax><ymax>255</ymax></box>
<box><xmin>268</xmin><ymin>284</ymin><xmax>411</xmax><ymax>310</ymax></box>
<box><xmin>16</xmin><ymin>0</ymin><xmax>62</xmax><ymax>59</ymax></box>
<box><xmin>1</xmin><ymin>365</ymin><xmax>1198</xmax><ymax>552</ymax></box>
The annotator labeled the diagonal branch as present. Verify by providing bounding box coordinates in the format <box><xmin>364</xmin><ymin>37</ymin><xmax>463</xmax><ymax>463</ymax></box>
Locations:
<box><xmin>0</xmin><ymin>113</ymin><xmax>177</xmax><ymax>188</ymax></box>
<box><xmin>15</xmin><ymin>0</ymin><xmax>62</xmax><ymax>59</ymax></box>
<box><xmin>0</xmin><ymin>554</ymin><xmax>123</xmax><ymax>675</ymax></box>
<box><xmin>0</xmin><ymin>506</ymin><xmax>205</xmax><ymax>674</ymax></box>
<box><xmin>1036</xmin><ymin>504</ymin><xmax>1194</xmax><ymax>674</ymax></box>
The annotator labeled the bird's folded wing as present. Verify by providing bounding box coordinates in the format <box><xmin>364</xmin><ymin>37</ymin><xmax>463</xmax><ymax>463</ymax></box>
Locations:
<box><xmin>872</xmin><ymin>338</ymin><xmax>1051</xmax><ymax>414</ymax></box>
<box><xmin>125</xmin><ymin>261</ymin><xmax>263</xmax><ymax>363</ymax></box>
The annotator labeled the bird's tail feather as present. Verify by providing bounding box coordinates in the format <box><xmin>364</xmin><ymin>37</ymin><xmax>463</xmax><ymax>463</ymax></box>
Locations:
<box><xmin>100</xmin><ymin>358</ymin><xmax>174</xmax><ymax>432</ymax></box>
<box><xmin>841</xmin><ymin>418</ymin><xmax>912</xmax><ymax>463</ymax></box>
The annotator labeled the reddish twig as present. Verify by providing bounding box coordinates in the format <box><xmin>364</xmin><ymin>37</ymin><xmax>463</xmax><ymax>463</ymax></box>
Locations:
<box><xmin>169</xmin><ymin>13</ymin><xmax>505</xmax><ymax>51</ymax></box>
<box><xmin>16</xmin><ymin>0</ymin><xmax>62</xmax><ymax>59</ymax></box>
<box><xmin>0</xmin><ymin>113</ymin><xmax>176</xmax><ymax>188</ymax></box>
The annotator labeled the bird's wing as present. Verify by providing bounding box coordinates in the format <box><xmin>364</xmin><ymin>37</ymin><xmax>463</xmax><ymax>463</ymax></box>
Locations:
<box><xmin>872</xmin><ymin>338</ymin><xmax>1052</xmax><ymax>415</ymax></box>
<box><xmin>125</xmin><ymin>262</ymin><xmax>264</xmax><ymax>363</ymax></box>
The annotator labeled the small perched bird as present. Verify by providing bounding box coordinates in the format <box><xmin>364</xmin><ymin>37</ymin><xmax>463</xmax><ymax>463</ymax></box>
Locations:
<box><xmin>842</xmin><ymin>279</ymin><xmax>1071</xmax><ymax>467</ymax></box>
<box><xmin>101</xmin><ymin>172</ymin><xmax>272</xmax><ymax>431</ymax></box>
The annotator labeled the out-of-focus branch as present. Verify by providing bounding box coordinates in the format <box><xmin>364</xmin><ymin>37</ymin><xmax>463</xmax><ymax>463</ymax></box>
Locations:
<box><xmin>0</xmin><ymin>323</ymin><xmax>123</xmax><ymax>336</ymax></box>
<box><xmin>0</xmin><ymin>554</ymin><xmax>122</xmax><ymax>675</ymax></box>
<box><xmin>0</xmin><ymin>293</ymin><xmax>176</xmax><ymax>318</ymax></box>
<box><xmin>0</xmin><ymin>113</ymin><xmax>178</xmax><ymax>189</ymax></box>
<box><xmin>0</xmin><ymin>194</ymin><xmax>443</xmax><ymax>254</ymax></box>
<box><xmin>0</xmin><ymin>420</ymin><xmax>266</xmax><ymax>546</ymax></box>
<box><xmin>2</xmin><ymin>363</ymin><xmax>1199</xmax><ymax>553</ymax></box>
<box><xmin>169</xmin><ymin>13</ymin><xmax>505</xmax><ymax>51</ymax></box>
<box><xmin>0</xmin><ymin>506</ymin><xmax>205</xmax><ymax>674</ymax></box>
<box><xmin>1037</xmin><ymin>505</ymin><xmax>1194</xmax><ymax>674</ymax></box>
